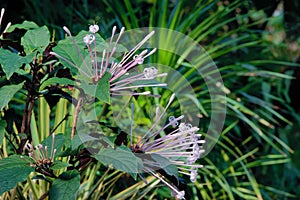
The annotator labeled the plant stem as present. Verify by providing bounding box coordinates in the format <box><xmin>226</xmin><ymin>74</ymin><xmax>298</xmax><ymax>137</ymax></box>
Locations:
<box><xmin>27</xmin><ymin>99</ymin><xmax>35</xmax><ymax>135</ymax></box>
<box><xmin>71</xmin><ymin>96</ymin><xmax>82</xmax><ymax>139</ymax></box>
<box><xmin>20</xmin><ymin>93</ymin><xmax>30</xmax><ymax>134</ymax></box>
<box><xmin>18</xmin><ymin>93</ymin><xmax>32</xmax><ymax>154</ymax></box>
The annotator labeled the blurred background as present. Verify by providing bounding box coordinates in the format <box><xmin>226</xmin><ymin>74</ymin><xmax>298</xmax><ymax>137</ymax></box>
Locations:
<box><xmin>1</xmin><ymin>0</ymin><xmax>300</xmax><ymax>199</ymax></box>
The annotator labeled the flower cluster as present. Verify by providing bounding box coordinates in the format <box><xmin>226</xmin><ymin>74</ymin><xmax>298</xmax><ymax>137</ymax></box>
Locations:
<box><xmin>50</xmin><ymin>24</ymin><xmax>205</xmax><ymax>199</ymax></box>
<box><xmin>50</xmin><ymin>24</ymin><xmax>167</xmax><ymax>97</ymax></box>
<box><xmin>21</xmin><ymin>134</ymin><xmax>57</xmax><ymax>178</ymax></box>
<box><xmin>131</xmin><ymin>94</ymin><xmax>205</xmax><ymax>199</ymax></box>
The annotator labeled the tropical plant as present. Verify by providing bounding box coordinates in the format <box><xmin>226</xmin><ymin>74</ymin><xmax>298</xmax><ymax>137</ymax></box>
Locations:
<box><xmin>0</xmin><ymin>0</ymin><xmax>299</xmax><ymax>199</ymax></box>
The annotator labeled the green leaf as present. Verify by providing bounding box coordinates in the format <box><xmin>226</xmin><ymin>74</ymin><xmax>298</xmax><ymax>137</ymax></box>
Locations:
<box><xmin>96</xmin><ymin>72</ymin><xmax>111</xmax><ymax>103</ymax></box>
<box><xmin>71</xmin><ymin>133</ymin><xmax>100</xmax><ymax>150</ymax></box>
<box><xmin>94</xmin><ymin>146</ymin><xmax>143</xmax><ymax>174</ymax></box>
<box><xmin>102</xmin><ymin>136</ymin><xmax>116</xmax><ymax>148</ymax></box>
<box><xmin>0</xmin><ymin>155</ymin><xmax>34</xmax><ymax>194</ymax></box>
<box><xmin>0</xmin><ymin>82</ymin><xmax>25</xmax><ymax>110</ymax></box>
<box><xmin>150</xmin><ymin>154</ymin><xmax>178</xmax><ymax>179</ymax></box>
<box><xmin>71</xmin><ymin>133</ymin><xmax>115</xmax><ymax>151</ymax></box>
<box><xmin>41</xmin><ymin>133</ymin><xmax>65</xmax><ymax>158</ymax></box>
<box><xmin>49</xmin><ymin>170</ymin><xmax>80</xmax><ymax>200</ymax></box>
<box><xmin>52</xmin><ymin>31</ymin><xmax>117</xmax><ymax>77</ymax></box>
<box><xmin>21</xmin><ymin>26</ymin><xmax>50</xmax><ymax>54</ymax></box>
<box><xmin>79</xmin><ymin>83</ymin><xmax>97</xmax><ymax>97</ymax></box>
<box><xmin>80</xmin><ymin>72</ymin><xmax>111</xmax><ymax>103</ymax></box>
<box><xmin>6</xmin><ymin>21</ymin><xmax>39</xmax><ymax>32</ymax></box>
<box><xmin>51</xmin><ymin>161</ymin><xmax>70</xmax><ymax>170</ymax></box>
<box><xmin>0</xmin><ymin>120</ymin><xmax>7</xmax><ymax>146</ymax></box>
<box><xmin>52</xmin><ymin>30</ymin><xmax>93</xmax><ymax>75</ymax></box>
<box><xmin>0</xmin><ymin>49</ymin><xmax>35</xmax><ymax>79</ymax></box>
<box><xmin>39</xmin><ymin>77</ymin><xmax>74</xmax><ymax>91</ymax></box>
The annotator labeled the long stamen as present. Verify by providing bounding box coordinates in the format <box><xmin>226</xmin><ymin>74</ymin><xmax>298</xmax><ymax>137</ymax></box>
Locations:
<box><xmin>0</xmin><ymin>8</ymin><xmax>4</xmax><ymax>26</ymax></box>
<box><xmin>148</xmin><ymin>170</ymin><xmax>185</xmax><ymax>200</ymax></box>
<box><xmin>118</xmin><ymin>31</ymin><xmax>155</xmax><ymax>67</ymax></box>
<box><xmin>143</xmin><ymin>128</ymin><xmax>201</xmax><ymax>149</ymax></box>
<box><xmin>45</xmin><ymin>146</ymin><xmax>48</xmax><ymax>159</ymax></box>
<box><xmin>111</xmin><ymin>91</ymin><xmax>153</xmax><ymax>97</ymax></box>
<box><xmin>49</xmin><ymin>52</ymin><xmax>91</xmax><ymax>77</ymax></box>
<box><xmin>130</xmin><ymin>103</ymin><xmax>134</xmax><ymax>146</ymax></box>
<box><xmin>138</xmin><ymin>94</ymin><xmax>176</xmax><ymax>144</ymax></box>
<box><xmin>38</xmin><ymin>144</ymin><xmax>47</xmax><ymax>158</ymax></box>
<box><xmin>105</xmin><ymin>26</ymin><xmax>116</xmax><ymax>70</ymax></box>
<box><xmin>142</xmin><ymin>115</ymin><xmax>185</xmax><ymax>144</ymax></box>
<box><xmin>109</xmin><ymin>27</ymin><xmax>125</xmax><ymax>63</ymax></box>
<box><xmin>110</xmin><ymin>83</ymin><xmax>167</xmax><ymax>91</ymax></box>
<box><xmin>99</xmin><ymin>49</ymin><xmax>106</xmax><ymax>77</ymax></box>
<box><xmin>149</xmin><ymin>93</ymin><xmax>175</xmax><ymax>132</ymax></box>
<box><xmin>63</xmin><ymin>26</ymin><xmax>93</xmax><ymax>76</ymax></box>
<box><xmin>93</xmin><ymin>34</ymin><xmax>98</xmax><ymax>81</ymax></box>
<box><xmin>0</xmin><ymin>8</ymin><xmax>11</xmax><ymax>37</ymax></box>
<box><xmin>3</xmin><ymin>22</ymin><xmax>11</xmax><ymax>34</ymax></box>
<box><xmin>50</xmin><ymin>133</ymin><xmax>55</xmax><ymax>160</ymax></box>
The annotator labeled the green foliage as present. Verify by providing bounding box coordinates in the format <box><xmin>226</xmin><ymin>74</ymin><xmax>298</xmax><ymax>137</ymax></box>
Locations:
<box><xmin>0</xmin><ymin>120</ymin><xmax>7</xmax><ymax>145</ymax></box>
<box><xmin>49</xmin><ymin>170</ymin><xmax>80</xmax><ymax>200</ymax></box>
<box><xmin>94</xmin><ymin>146</ymin><xmax>143</xmax><ymax>174</ymax></box>
<box><xmin>0</xmin><ymin>0</ymin><xmax>299</xmax><ymax>199</ymax></box>
<box><xmin>41</xmin><ymin>133</ymin><xmax>66</xmax><ymax>157</ymax></box>
<box><xmin>52</xmin><ymin>30</ymin><xmax>92</xmax><ymax>74</ymax></box>
<box><xmin>21</xmin><ymin>26</ymin><xmax>50</xmax><ymax>54</ymax></box>
<box><xmin>97</xmin><ymin>0</ymin><xmax>300</xmax><ymax>199</ymax></box>
<box><xmin>0</xmin><ymin>155</ymin><xmax>34</xmax><ymax>194</ymax></box>
<box><xmin>6</xmin><ymin>21</ymin><xmax>39</xmax><ymax>32</ymax></box>
<box><xmin>0</xmin><ymin>49</ymin><xmax>34</xmax><ymax>79</ymax></box>
<box><xmin>80</xmin><ymin>72</ymin><xmax>111</xmax><ymax>103</ymax></box>
<box><xmin>39</xmin><ymin>77</ymin><xmax>75</xmax><ymax>91</ymax></box>
<box><xmin>150</xmin><ymin>154</ymin><xmax>178</xmax><ymax>178</ymax></box>
<box><xmin>0</xmin><ymin>82</ymin><xmax>25</xmax><ymax>110</ymax></box>
<box><xmin>50</xmin><ymin>160</ymin><xmax>70</xmax><ymax>170</ymax></box>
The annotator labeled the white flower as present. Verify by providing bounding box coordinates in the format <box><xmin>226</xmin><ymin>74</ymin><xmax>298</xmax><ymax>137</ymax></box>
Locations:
<box><xmin>89</xmin><ymin>24</ymin><xmax>99</xmax><ymax>33</ymax></box>
<box><xmin>174</xmin><ymin>190</ymin><xmax>185</xmax><ymax>199</ymax></box>
<box><xmin>50</xmin><ymin>25</ymin><xmax>167</xmax><ymax>96</ymax></box>
<box><xmin>83</xmin><ymin>34</ymin><xmax>95</xmax><ymax>45</ymax></box>
<box><xmin>130</xmin><ymin>94</ymin><xmax>205</xmax><ymax>199</ymax></box>
<box><xmin>143</xmin><ymin>66</ymin><xmax>158</xmax><ymax>79</ymax></box>
<box><xmin>190</xmin><ymin>168</ymin><xmax>198</xmax><ymax>182</ymax></box>
<box><xmin>150</xmin><ymin>170</ymin><xmax>186</xmax><ymax>200</ymax></box>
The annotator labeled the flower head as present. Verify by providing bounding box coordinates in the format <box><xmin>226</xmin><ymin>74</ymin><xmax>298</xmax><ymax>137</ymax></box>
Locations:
<box><xmin>89</xmin><ymin>24</ymin><xmax>99</xmax><ymax>33</ymax></box>
<box><xmin>21</xmin><ymin>134</ymin><xmax>57</xmax><ymax>178</ymax></box>
<box><xmin>83</xmin><ymin>34</ymin><xmax>96</xmax><ymax>45</ymax></box>
<box><xmin>50</xmin><ymin>25</ymin><xmax>167</xmax><ymax>97</ymax></box>
<box><xmin>130</xmin><ymin>94</ymin><xmax>205</xmax><ymax>199</ymax></box>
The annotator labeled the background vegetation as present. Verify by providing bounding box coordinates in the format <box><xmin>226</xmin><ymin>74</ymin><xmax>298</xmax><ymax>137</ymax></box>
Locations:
<box><xmin>1</xmin><ymin>0</ymin><xmax>300</xmax><ymax>199</ymax></box>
